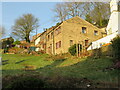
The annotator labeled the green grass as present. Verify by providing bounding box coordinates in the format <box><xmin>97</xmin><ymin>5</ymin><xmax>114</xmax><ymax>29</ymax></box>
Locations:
<box><xmin>2</xmin><ymin>54</ymin><xmax>119</xmax><ymax>84</ymax></box>
<box><xmin>2</xmin><ymin>54</ymin><xmax>53</xmax><ymax>70</ymax></box>
<box><xmin>37</xmin><ymin>57</ymin><xmax>118</xmax><ymax>83</ymax></box>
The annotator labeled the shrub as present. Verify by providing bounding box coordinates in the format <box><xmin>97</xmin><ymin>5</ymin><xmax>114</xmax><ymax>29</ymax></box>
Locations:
<box><xmin>68</xmin><ymin>44</ymin><xmax>82</xmax><ymax>56</ymax></box>
<box><xmin>101</xmin><ymin>45</ymin><xmax>113</xmax><ymax>57</ymax></box>
<box><xmin>39</xmin><ymin>50</ymin><xmax>46</xmax><ymax>54</ymax></box>
<box><xmin>22</xmin><ymin>65</ymin><xmax>36</xmax><ymax>71</ymax></box>
<box><xmin>13</xmin><ymin>40</ymin><xmax>21</xmax><ymax>45</ymax></box>
<box><xmin>46</xmin><ymin>54</ymin><xmax>65</xmax><ymax>61</ymax></box>
<box><xmin>8</xmin><ymin>47</ymin><xmax>25</xmax><ymax>54</ymax></box>
<box><xmin>2</xmin><ymin>37</ymin><xmax>14</xmax><ymax>49</ymax></box>
<box><xmin>4</xmin><ymin>48</ymin><xmax>9</xmax><ymax>53</ymax></box>
<box><xmin>4</xmin><ymin>76</ymin><xmax>45</xmax><ymax>88</ymax></box>
<box><xmin>111</xmin><ymin>36</ymin><xmax>120</xmax><ymax>59</ymax></box>
<box><xmin>92</xmin><ymin>48</ymin><xmax>102</xmax><ymax>58</ymax></box>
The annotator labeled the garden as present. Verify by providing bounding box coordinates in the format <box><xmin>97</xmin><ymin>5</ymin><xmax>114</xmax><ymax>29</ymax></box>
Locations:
<box><xmin>2</xmin><ymin>53</ymin><xmax>119</xmax><ymax>88</ymax></box>
<box><xmin>1</xmin><ymin>36</ymin><xmax>120</xmax><ymax>88</ymax></box>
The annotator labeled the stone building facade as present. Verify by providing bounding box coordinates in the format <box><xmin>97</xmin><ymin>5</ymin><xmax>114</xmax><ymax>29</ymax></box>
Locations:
<box><xmin>36</xmin><ymin>16</ymin><xmax>105</xmax><ymax>54</ymax></box>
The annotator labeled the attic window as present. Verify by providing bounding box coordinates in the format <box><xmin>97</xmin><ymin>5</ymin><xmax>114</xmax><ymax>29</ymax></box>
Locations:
<box><xmin>82</xmin><ymin>27</ymin><xmax>86</xmax><ymax>33</ymax></box>
<box><xmin>55</xmin><ymin>27</ymin><xmax>61</xmax><ymax>35</ymax></box>
<box><xmin>85</xmin><ymin>40</ymin><xmax>89</xmax><ymax>46</ymax></box>
<box><xmin>56</xmin><ymin>41</ymin><xmax>61</xmax><ymax>49</ymax></box>
<box><xmin>70</xmin><ymin>40</ymin><xmax>73</xmax><ymax>46</ymax></box>
<box><xmin>94</xmin><ymin>30</ymin><xmax>98</xmax><ymax>36</ymax></box>
<box><xmin>48</xmin><ymin>35</ymin><xmax>50</xmax><ymax>41</ymax></box>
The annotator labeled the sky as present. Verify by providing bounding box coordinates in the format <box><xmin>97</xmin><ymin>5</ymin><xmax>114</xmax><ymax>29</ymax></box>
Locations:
<box><xmin>2</xmin><ymin>2</ymin><xmax>59</xmax><ymax>39</ymax></box>
<box><xmin>1</xmin><ymin>0</ymin><xmax>111</xmax><ymax>40</ymax></box>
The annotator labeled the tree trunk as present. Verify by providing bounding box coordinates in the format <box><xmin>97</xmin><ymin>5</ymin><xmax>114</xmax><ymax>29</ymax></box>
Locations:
<box><xmin>25</xmin><ymin>34</ymin><xmax>30</xmax><ymax>43</ymax></box>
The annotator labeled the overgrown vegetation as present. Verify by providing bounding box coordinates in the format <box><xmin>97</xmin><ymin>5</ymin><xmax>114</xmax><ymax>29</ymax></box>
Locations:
<box><xmin>68</xmin><ymin>44</ymin><xmax>82</xmax><ymax>56</ymax></box>
<box><xmin>3</xmin><ymin>75</ymin><xmax>45</xmax><ymax>88</ymax></box>
<box><xmin>3</xmin><ymin>72</ymin><xmax>118</xmax><ymax>89</ymax></box>
<box><xmin>13</xmin><ymin>40</ymin><xmax>21</xmax><ymax>45</ymax></box>
<box><xmin>92</xmin><ymin>48</ymin><xmax>102</xmax><ymax>58</ymax></box>
<box><xmin>8</xmin><ymin>47</ymin><xmax>25</xmax><ymax>54</ymax></box>
<box><xmin>69</xmin><ymin>44</ymin><xmax>76</xmax><ymax>56</ymax></box>
<box><xmin>111</xmin><ymin>36</ymin><xmax>120</xmax><ymax>60</ymax></box>
<box><xmin>1</xmin><ymin>37</ymin><xmax>14</xmax><ymax>53</ymax></box>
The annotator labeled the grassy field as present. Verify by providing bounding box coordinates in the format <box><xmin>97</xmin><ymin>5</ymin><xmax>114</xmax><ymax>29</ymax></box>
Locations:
<box><xmin>2</xmin><ymin>54</ymin><xmax>53</xmax><ymax>70</ymax></box>
<box><xmin>2</xmin><ymin>54</ymin><xmax>119</xmax><ymax>88</ymax></box>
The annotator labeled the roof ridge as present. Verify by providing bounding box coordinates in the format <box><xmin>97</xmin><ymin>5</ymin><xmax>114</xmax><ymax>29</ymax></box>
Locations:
<box><xmin>64</xmin><ymin>16</ymin><xmax>100</xmax><ymax>29</ymax></box>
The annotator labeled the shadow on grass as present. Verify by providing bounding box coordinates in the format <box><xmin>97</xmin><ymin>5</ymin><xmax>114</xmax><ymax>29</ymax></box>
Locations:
<box><xmin>2</xmin><ymin>60</ymin><xmax>9</xmax><ymax>65</ymax></box>
<box><xmin>2</xmin><ymin>56</ymin><xmax>119</xmax><ymax>88</ymax></box>
<box><xmin>36</xmin><ymin>56</ymin><xmax>119</xmax><ymax>87</ymax></box>
<box><xmin>15</xmin><ymin>59</ymin><xmax>29</xmax><ymax>64</ymax></box>
<box><xmin>37</xmin><ymin>58</ymin><xmax>66</xmax><ymax>70</ymax></box>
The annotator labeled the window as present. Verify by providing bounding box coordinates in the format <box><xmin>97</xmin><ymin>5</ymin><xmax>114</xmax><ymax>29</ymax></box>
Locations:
<box><xmin>85</xmin><ymin>40</ymin><xmax>89</xmax><ymax>46</ymax></box>
<box><xmin>41</xmin><ymin>36</ymin><xmax>44</xmax><ymax>40</ymax></box>
<box><xmin>48</xmin><ymin>44</ymin><xmax>52</xmax><ymax>50</ymax></box>
<box><xmin>94</xmin><ymin>30</ymin><xmax>98</xmax><ymax>36</ymax></box>
<box><xmin>43</xmin><ymin>44</ymin><xmax>46</xmax><ymax>49</ymax></box>
<box><xmin>51</xmin><ymin>32</ymin><xmax>53</xmax><ymax>39</ymax></box>
<box><xmin>48</xmin><ymin>35</ymin><xmax>50</xmax><ymax>41</ymax></box>
<box><xmin>55</xmin><ymin>27</ymin><xmax>61</xmax><ymax>35</ymax></box>
<box><xmin>42</xmin><ymin>44</ymin><xmax>44</xmax><ymax>48</ymax></box>
<box><xmin>82</xmin><ymin>27</ymin><xmax>86</xmax><ymax>33</ymax></box>
<box><xmin>118</xmin><ymin>1</ymin><xmax>120</xmax><ymax>11</ymax></box>
<box><xmin>56</xmin><ymin>43</ymin><xmax>58</xmax><ymax>49</ymax></box>
<box><xmin>70</xmin><ymin>40</ymin><xmax>73</xmax><ymax>46</ymax></box>
<box><xmin>56</xmin><ymin>41</ymin><xmax>61</xmax><ymax>49</ymax></box>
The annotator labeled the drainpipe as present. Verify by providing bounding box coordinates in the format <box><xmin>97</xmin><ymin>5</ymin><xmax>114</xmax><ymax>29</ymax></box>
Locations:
<box><xmin>44</xmin><ymin>28</ymin><xmax>47</xmax><ymax>53</ymax></box>
<box><xmin>53</xmin><ymin>28</ymin><xmax>55</xmax><ymax>55</ymax></box>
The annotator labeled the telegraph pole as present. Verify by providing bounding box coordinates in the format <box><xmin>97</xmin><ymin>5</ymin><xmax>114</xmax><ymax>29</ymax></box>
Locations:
<box><xmin>35</xmin><ymin>27</ymin><xmax>38</xmax><ymax>46</ymax></box>
<box><xmin>76</xmin><ymin>41</ymin><xmax>78</xmax><ymax>57</ymax></box>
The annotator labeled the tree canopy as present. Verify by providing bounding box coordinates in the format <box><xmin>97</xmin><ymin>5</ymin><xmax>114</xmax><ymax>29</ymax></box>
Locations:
<box><xmin>0</xmin><ymin>26</ymin><xmax>6</xmax><ymax>38</ymax></box>
<box><xmin>53</xmin><ymin>2</ymin><xmax>110</xmax><ymax>28</ymax></box>
<box><xmin>12</xmin><ymin>14</ymin><xmax>39</xmax><ymax>43</ymax></box>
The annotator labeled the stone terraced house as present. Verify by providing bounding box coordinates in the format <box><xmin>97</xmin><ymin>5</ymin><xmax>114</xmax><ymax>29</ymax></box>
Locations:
<box><xmin>35</xmin><ymin>16</ymin><xmax>106</xmax><ymax>55</ymax></box>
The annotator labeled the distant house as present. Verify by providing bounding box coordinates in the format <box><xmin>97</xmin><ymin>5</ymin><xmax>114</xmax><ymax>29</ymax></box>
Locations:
<box><xmin>0</xmin><ymin>37</ymin><xmax>14</xmax><ymax>49</ymax></box>
<box><xmin>34</xmin><ymin>31</ymin><xmax>47</xmax><ymax>52</ymax></box>
<box><xmin>35</xmin><ymin>16</ymin><xmax>105</xmax><ymax>54</ymax></box>
<box><xmin>31</xmin><ymin>33</ymin><xmax>42</xmax><ymax>51</ymax></box>
<box><xmin>31</xmin><ymin>33</ymin><xmax>41</xmax><ymax>43</ymax></box>
<box><xmin>19</xmin><ymin>40</ymin><xmax>30</xmax><ymax>49</ymax></box>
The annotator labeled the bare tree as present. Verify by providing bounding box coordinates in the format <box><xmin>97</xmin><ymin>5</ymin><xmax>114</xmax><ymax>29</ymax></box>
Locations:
<box><xmin>53</xmin><ymin>3</ymin><xmax>68</xmax><ymax>22</ymax></box>
<box><xmin>53</xmin><ymin>2</ymin><xmax>110</xmax><ymax>27</ymax></box>
<box><xmin>0</xmin><ymin>26</ymin><xmax>5</xmax><ymax>38</ymax></box>
<box><xmin>53</xmin><ymin>2</ymin><xmax>84</xmax><ymax>22</ymax></box>
<box><xmin>89</xmin><ymin>2</ymin><xmax>110</xmax><ymax>27</ymax></box>
<box><xmin>12</xmin><ymin>14</ymin><xmax>39</xmax><ymax>43</ymax></box>
<box><xmin>65</xmin><ymin>2</ymin><xmax>84</xmax><ymax>17</ymax></box>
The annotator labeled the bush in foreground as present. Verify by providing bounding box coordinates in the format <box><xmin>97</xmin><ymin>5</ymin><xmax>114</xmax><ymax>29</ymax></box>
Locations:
<box><xmin>68</xmin><ymin>44</ymin><xmax>82</xmax><ymax>56</ymax></box>
<box><xmin>2</xmin><ymin>74</ymin><xmax>118</xmax><ymax>88</ymax></box>
<box><xmin>111</xmin><ymin>36</ymin><xmax>120</xmax><ymax>60</ymax></box>
<box><xmin>3</xmin><ymin>75</ymin><xmax>46</xmax><ymax>89</ymax></box>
